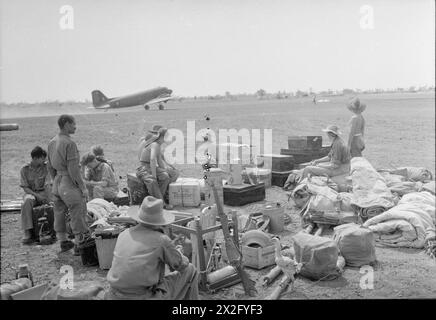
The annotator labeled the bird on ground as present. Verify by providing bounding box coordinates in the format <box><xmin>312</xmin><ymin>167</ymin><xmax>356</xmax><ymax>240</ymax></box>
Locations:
<box><xmin>271</xmin><ymin>237</ymin><xmax>302</xmax><ymax>281</ymax></box>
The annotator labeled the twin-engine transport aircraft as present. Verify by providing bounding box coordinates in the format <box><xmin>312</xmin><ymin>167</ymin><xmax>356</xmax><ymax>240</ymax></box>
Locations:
<box><xmin>91</xmin><ymin>87</ymin><xmax>173</xmax><ymax>110</ymax></box>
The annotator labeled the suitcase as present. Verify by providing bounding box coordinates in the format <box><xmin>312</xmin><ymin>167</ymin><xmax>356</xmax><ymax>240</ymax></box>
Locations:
<box><xmin>256</xmin><ymin>154</ymin><xmax>294</xmax><ymax>172</ymax></box>
<box><xmin>32</xmin><ymin>204</ymin><xmax>56</xmax><ymax>242</ymax></box>
<box><xmin>223</xmin><ymin>183</ymin><xmax>266</xmax><ymax>206</ymax></box>
<box><xmin>288</xmin><ymin>136</ymin><xmax>322</xmax><ymax>150</ymax></box>
<box><xmin>112</xmin><ymin>190</ymin><xmax>130</xmax><ymax>207</ymax></box>
<box><xmin>280</xmin><ymin>146</ymin><xmax>331</xmax><ymax>164</ymax></box>
<box><xmin>127</xmin><ymin>173</ymin><xmax>149</xmax><ymax>205</ymax></box>
<box><xmin>271</xmin><ymin>170</ymin><xmax>293</xmax><ymax>187</ymax></box>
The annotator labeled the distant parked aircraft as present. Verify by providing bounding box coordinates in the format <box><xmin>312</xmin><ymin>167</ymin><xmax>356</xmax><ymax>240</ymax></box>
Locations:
<box><xmin>91</xmin><ymin>87</ymin><xmax>173</xmax><ymax>110</ymax></box>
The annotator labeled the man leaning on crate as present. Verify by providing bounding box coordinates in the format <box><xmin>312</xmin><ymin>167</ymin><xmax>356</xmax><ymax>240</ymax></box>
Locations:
<box><xmin>19</xmin><ymin>146</ymin><xmax>52</xmax><ymax>244</ymax></box>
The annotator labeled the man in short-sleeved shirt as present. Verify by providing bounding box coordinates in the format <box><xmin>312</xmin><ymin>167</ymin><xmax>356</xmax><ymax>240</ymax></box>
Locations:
<box><xmin>81</xmin><ymin>152</ymin><xmax>119</xmax><ymax>200</ymax></box>
<box><xmin>300</xmin><ymin>125</ymin><xmax>351</xmax><ymax>180</ymax></box>
<box><xmin>47</xmin><ymin>114</ymin><xmax>90</xmax><ymax>253</ymax></box>
<box><xmin>106</xmin><ymin>196</ymin><xmax>199</xmax><ymax>300</ymax></box>
<box><xmin>20</xmin><ymin>146</ymin><xmax>51</xmax><ymax>244</ymax></box>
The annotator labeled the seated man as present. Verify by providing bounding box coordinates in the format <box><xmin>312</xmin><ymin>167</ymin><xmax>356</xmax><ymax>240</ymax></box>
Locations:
<box><xmin>300</xmin><ymin>125</ymin><xmax>351</xmax><ymax>180</ymax></box>
<box><xmin>81</xmin><ymin>153</ymin><xmax>119</xmax><ymax>200</ymax></box>
<box><xmin>105</xmin><ymin>196</ymin><xmax>199</xmax><ymax>300</ymax></box>
<box><xmin>90</xmin><ymin>145</ymin><xmax>114</xmax><ymax>172</ymax></box>
<box><xmin>136</xmin><ymin>125</ymin><xmax>179</xmax><ymax>209</ymax></box>
<box><xmin>147</xmin><ymin>125</ymin><xmax>180</xmax><ymax>183</ymax></box>
<box><xmin>20</xmin><ymin>146</ymin><xmax>52</xmax><ymax>244</ymax></box>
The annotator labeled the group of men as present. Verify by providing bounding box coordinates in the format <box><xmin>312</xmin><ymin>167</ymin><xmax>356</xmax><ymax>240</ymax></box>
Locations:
<box><xmin>19</xmin><ymin>114</ymin><xmax>198</xmax><ymax>300</ymax></box>
<box><xmin>19</xmin><ymin>115</ymin><xmax>118</xmax><ymax>248</ymax></box>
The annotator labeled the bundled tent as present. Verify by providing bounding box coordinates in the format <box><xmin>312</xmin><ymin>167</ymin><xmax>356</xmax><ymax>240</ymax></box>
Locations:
<box><xmin>350</xmin><ymin>157</ymin><xmax>396</xmax><ymax>221</ymax></box>
<box><xmin>379</xmin><ymin>172</ymin><xmax>424</xmax><ymax>197</ymax></box>
<box><xmin>363</xmin><ymin>192</ymin><xmax>435</xmax><ymax>248</ymax></box>
<box><xmin>400</xmin><ymin>167</ymin><xmax>433</xmax><ymax>183</ymax></box>
<box><xmin>86</xmin><ymin>198</ymin><xmax>128</xmax><ymax>227</ymax></box>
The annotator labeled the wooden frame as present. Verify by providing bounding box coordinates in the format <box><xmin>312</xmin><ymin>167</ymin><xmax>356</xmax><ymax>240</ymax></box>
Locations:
<box><xmin>168</xmin><ymin>212</ymin><xmax>239</xmax><ymax>291</ymax></box>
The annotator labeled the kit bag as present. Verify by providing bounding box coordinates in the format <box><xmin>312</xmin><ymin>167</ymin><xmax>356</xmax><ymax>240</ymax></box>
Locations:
<box><xmin>292</xmin><ymin>232</ymin><xmax>341</xmax><ymax>281</ymax></box>
<box><xmin>333</xmin><ymin>223</ymin><xmax>376</xmax><ymax>267</ymax></box>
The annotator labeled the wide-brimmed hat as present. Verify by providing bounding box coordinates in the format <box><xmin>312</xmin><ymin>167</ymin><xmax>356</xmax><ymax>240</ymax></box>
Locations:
<box><xmin>127</xmin><ymin>196</ymin><xmax>175</xmax><ymax>226</ymax></box>
<box><xmin>148</xmin><ymin>125</ymin><xmax>163</xmax><ymax>134</ymax></box>
<box><xmin>322</xmin><ymin>125</ymin><xmax>342</xmax><ymax>136</ymax></box>
<box><xmin>347</xmin><ymin>97</ymin><xmax>366</xmax><ymax>113</ymax></box>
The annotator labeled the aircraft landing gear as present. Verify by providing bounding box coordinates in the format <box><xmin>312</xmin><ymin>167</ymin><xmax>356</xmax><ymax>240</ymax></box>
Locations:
<box><xmin>159</xmin><ymin>104</ymin><xmax>164</xmax><ymax>110</ymax></box>
<box><xmin>144</xmin><ymin>104</ymin><xmax>150</xmax><ymax>110</ymax></box>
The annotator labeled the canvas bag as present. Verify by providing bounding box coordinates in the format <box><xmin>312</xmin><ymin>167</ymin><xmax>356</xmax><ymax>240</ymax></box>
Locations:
<box><xmin>333</xmin><ymin>223</ymin><xmax>376</xmax><ymax>267</ymax></box>
<box><xmin>292</xmin><ymin>232</ymin><xmax>341</xmax><ymax>281</ymax></box>
<box><xmin>308</xmin><ymin>184</ymin><xmax>340</xmax><ymax>212</ymax></box>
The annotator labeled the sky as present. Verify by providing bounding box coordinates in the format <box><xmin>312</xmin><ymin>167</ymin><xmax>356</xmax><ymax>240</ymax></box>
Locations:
<box><xmin>0</xmin><ymin>0</ymin><xmax>434</xmax><ymax>103</ymax></box>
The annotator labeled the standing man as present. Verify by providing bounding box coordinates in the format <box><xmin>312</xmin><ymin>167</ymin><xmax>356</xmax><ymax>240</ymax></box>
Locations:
<box><xmin>20</xmin><ymin>146</ymin><xmax>51</xmax><ymax>244</ymax></box>
<box><xmin>136</xmin><ymin>126</ymin><xmax>179</xmax><ymax>209</ymax></box>
<box><xmin>47</xmin><ymin>114</ymin><xmax>90</xmax><ymax>252</ymax></box>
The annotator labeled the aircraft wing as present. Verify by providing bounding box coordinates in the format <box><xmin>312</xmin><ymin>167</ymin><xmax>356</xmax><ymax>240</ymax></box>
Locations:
<box><xmin>145</xmin><ymin>96</ymin><xmax>173</xmax><ymax>106</ymax></box>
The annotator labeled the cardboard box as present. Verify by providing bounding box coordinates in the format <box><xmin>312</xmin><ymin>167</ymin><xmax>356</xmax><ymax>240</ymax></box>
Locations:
<box><xmin>242</xmin><ymin>244</ymin><xmax>276</xmax><ymax>269</ymax></box>
<box><xmin>169</xmin><ymin>178</ymin><xmax>201</xmax><ymax>207</ymax></box>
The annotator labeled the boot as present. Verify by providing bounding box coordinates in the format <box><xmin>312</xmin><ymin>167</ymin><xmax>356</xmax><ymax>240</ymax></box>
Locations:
<box><xmin>22</xmin><ymin>230</ymin><xmax>35</xmax><ymax>245</ymax></box>
<box><xmin>60</xmin><ymin>240</ymin><xmax>75</xmax><ymax>252</ymax></box>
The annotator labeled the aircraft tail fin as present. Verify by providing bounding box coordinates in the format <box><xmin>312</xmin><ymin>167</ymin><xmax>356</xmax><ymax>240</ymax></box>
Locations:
<box><xmin>91</xmin><ymin>90</ymin><xmax>109</xmax><ymax>107</ymax></box>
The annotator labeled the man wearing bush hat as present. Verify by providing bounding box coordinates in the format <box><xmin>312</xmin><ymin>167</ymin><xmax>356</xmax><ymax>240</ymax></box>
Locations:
<box><xmin>299</xmin><ymin>124</ymin><xmax>351</xmax><ymax>180</ymax></box>
<box><xmin>136</xmin><ymin>125</ymin><xmax>179</xmax><ymax>208</ymax></box>
<box><xmin>106</xmin><ymin>196</ymin><xmax>199</xmax><ymax>300</ymax></box>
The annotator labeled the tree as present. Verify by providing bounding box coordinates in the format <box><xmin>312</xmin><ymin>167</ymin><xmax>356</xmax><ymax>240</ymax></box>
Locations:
<box><xmin>256</xmin><ymin>89</ymin><xmax>266</xmax><ymax>99</ymax></box>
<box><xmin>342</xmin><ymin>88</ymin><xmax>355</xmax><ymax>95</ymax></box>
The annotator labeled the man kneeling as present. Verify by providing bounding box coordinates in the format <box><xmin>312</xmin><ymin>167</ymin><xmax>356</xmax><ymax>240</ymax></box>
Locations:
<box><xmin>105</xmin><ymin>196</ymin><xmax>199</xmax><ymax>300</ymax></box>
<box><xmin>81</xmin><ymin>153</ymin><xmax>119</xmax><ymax>201</ymax></box>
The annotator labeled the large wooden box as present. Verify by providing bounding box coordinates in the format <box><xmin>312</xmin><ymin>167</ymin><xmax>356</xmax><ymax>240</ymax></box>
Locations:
<box><xmin>271</xmin><ymin>170</ymin><xmax>293</xmax><ymax>187</ymax></box>
<box><xmin>288</xmin><ymin>136</ymin><xmax>322</xmax><ymax>150</ymax></box>
<box><xmin>280</xmin><ymin>145</ymin><xmax>331</xmax><ymax>164</ymax></box>
<box><xmin>223</xmin><ymin>183</ymin><xmax>265</xmax><ymax>206</ymax></box>
<box><xmin>256</xmin><ymin>154</ymin><xmax>295</xmax><ymax>172</ymax></box>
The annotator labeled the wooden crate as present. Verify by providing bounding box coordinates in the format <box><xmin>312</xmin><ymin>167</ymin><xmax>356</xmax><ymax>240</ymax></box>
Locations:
<box><xmin>242</xmin><ymin>244</ymin><xmax>276</xmax><ymax>269</ymax></box>
<box><xmin>256</xmin><ymin>154</ymin><xmax>295</xmax><ymax>172</ymax></box>
<box><xmin>288</xmin><ymin>136</ymin><xmax>322</xmax><ymax>150</ymax></box>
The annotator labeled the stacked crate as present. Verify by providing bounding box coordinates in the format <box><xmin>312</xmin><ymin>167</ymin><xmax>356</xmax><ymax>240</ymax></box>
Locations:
<box><xmin>280</xmin><ymin>136</ymin><xmax>331</xmax><ymax>165</ymax></box>
<box><xmin>256</xmin><ymin>154</ymin><xmax>295</xmax><ymax>188</ymax></box>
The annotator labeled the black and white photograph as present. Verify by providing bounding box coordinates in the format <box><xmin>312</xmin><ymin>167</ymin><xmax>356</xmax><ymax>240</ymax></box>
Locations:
<box><xmin>0</xmin><ymin>0</ymin><xmax>435</xmax><ymax>305</ymax></box>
